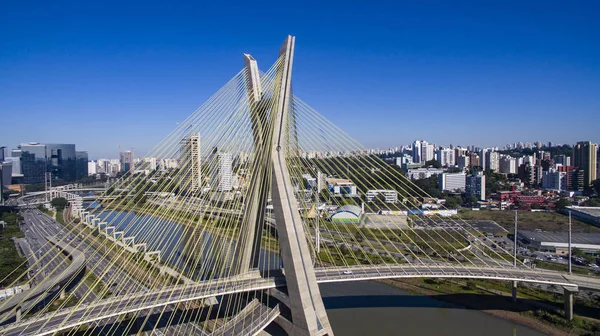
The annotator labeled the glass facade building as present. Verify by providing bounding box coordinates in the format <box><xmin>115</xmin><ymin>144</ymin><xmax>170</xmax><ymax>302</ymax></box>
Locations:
<box><xmin>11</xmin><ymin>142</ymin><xmax>86</xmax><ymax>184</ymax></box>
<box><xmin>46</xmin><ymin>144</ymin><xmax>77</xmax><ymax>182</ymax></box>
<box><xmin>14</xmin><ymin>143</ymin><xmax>47</xmax><ymax>184</ymax></box>
<box><xmin>76</xmin><ymin>151</ymin><xmax>89</xmax><ymax>180</ymax></box>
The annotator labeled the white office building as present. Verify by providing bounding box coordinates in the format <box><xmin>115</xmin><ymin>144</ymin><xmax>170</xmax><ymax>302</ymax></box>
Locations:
<box><xmin>88</xmin><ymin>161</ymin><xmax>97</xmax><ymax>175</ymax></box>
<box><xmin>366</xmin><ymin>190</ymin><xmax>398</xmax><ymax>203</ymax></box>
<box><xmin>438</xmin><ymin>173</ymin><xmax>466</xmax><ymax>192</ymax></box>
<box><xmin>407</xmin><ymin>168</ymin><xmax>444</xmax><ymax>180</ymax></box>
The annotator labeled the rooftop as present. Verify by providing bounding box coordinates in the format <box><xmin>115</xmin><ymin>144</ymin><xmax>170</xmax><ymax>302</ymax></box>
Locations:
<box><xmin>568</xmin><ymin>206</ymin><xmax>600</xmax><ymax>218</ymax></box>
<box><xmin>519</xmin><ymin>230</ymin><xmax>600</xmax><ymax>245</ymax></box>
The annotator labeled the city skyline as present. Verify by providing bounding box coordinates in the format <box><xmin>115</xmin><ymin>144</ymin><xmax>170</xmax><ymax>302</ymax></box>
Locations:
<box><xmin>2</xmin><ymin>2</ymin><xmax>599</xmax><ymax>158</ymax></box>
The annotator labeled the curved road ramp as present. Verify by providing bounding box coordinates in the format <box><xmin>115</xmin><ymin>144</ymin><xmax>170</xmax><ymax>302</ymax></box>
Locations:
<box><xmin>0</xmin><ymin>237</ymin><xmax>86</xmax><ymax>324</ymax></box>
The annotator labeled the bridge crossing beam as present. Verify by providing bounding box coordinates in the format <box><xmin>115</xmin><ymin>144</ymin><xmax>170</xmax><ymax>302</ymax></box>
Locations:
<box><xmin>134</xmin><ymin>242</ymin><xmax>146</xmax><ymax>253</ymax></box>
<box><xmin>114</xmin><ymin>231</ymin><xmax>124</xmax><ymax>241</ymax></box>
<box><xmin>122</xmin><ymin>236</ymin><xmax>135</xmax><ymax>246</ymax></box>
<box><xmin>15</xmin><ymin>306</ymin><xmax>21</xmax><ymax>322</ymax></box>
<box><xmin>563</xmin><ymin>286</ymin><xmax>578</xmax><ymax>321</ymax></box>
<box><xmin>511</xmin><ymin>281</ymin><xmax>518</xmax><ymax>302</ymax></box>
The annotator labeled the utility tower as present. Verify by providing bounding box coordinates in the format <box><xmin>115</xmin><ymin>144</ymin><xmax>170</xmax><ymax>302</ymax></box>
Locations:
<box><xmin>235</xmin><ymin>36</ymin><xmax>333</xmax><ymax>336</ymax></box>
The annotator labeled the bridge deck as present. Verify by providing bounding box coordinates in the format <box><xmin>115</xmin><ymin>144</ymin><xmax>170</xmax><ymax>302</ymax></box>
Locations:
<box><xmin>2</xmin><ymin>265</ymin><xmax>599</xmax><ymax>336</ymax></box>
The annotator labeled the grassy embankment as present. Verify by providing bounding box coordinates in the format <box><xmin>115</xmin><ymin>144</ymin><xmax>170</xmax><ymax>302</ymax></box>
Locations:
<box><xmin>101</xmin><ymin>200</ymin><xmax>282</xmax><ymax>252</ymax></box>
<box><xmin>381</xmin><ymin>277</ymin><xmax>600</xmax><ymax>336</ymax></box>
<box><xmin>61</xmin><ymin>209</ymin><xmax>182</xmax><ymax>290</ymax></box>
<box><xmin>0</xmin><ymin>210</ymin><xmax>28</xmax><ymax>287</ymax></box>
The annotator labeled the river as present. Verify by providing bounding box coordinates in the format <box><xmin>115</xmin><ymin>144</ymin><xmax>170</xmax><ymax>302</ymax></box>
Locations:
<box><xmin>320</xmin><ymin>281</ymin><xmax>546</xmax><ymax>336</ymax></box>
<box><xmin>87</xmin><ymin>203</ymin><xmax>546</xmax><ymax>335</ymax></box>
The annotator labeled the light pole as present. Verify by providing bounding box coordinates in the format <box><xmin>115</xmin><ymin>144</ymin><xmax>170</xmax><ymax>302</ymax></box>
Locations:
<box><xmin>315</xmin><ymin>196</ymin><xmax>320</xmax><ymax>255</ymax></box>
<box><xmin>513</xmin><ymin>210</ymin><xmax>518</xmax><ymax>267</ymax></box>
<box><xmin>512</xmin><ymin>209</ymin><xmax>518</xmax><ymax>302</ymax></box>
<box><xmin>568</xmin><ymin>211</ymin><xmax>572</xmax><ymax>275</ymax></box>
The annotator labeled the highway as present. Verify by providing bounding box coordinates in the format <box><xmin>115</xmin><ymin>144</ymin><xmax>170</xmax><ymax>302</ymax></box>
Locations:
<box><xmin>20</xmin><ymin>209</ymin><xmax>92</xmax><ymax>301</ymax></box>
<box><xmin>0</xmin><ymin>208</ymin><xmax>148</xmax><ymax>324</ymax></box>
<box><xmin>0</xmin><ymin>277</ymin><xmax>276</xmax><ymax>336</ymax></box>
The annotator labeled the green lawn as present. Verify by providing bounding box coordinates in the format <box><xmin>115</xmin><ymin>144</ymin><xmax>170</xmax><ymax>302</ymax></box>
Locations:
<box><xmin>0</xmin><ymin>211</ymin><xmax>27</xmax><ymax>287</ymax></box>
<box><xmin>456</xmin><ymin>209</ymin><xmax>600</xmax><ymax>233</ymax></box>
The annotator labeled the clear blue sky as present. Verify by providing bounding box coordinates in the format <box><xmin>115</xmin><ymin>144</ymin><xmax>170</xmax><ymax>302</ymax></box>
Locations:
<box><xmin>1</xmin><ymin>1</ymin><xmax>599</xmax><ymax>159</ymax></box>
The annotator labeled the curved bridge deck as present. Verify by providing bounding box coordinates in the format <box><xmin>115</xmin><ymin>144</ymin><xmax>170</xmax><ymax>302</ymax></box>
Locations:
<box><xmin>0</xmin><ymin>237</ymin><xmax>86</xmax><ymax>322</ymax></box>
<box><xmin>2</xmin><ymin>265</ymin><xmax>599</xmax><ymax>336</ymax></box>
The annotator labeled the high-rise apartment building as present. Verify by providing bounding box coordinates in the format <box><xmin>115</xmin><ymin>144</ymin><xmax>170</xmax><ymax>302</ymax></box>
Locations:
<box><xmin>216</xmin><ymin>153</ymin><xmax>232</xmax><ymax>192</ymax></box>
<box><xmin>456</xmin><ymin>155</ymin><xmax>470</xmax><ymax>170</ymax></box>
<box><xmin>469</xmin><ymin>152</ymin><xmax>480</xmax><ymax>167</ymax></box>
<box><xmin>499</xmin><ymin>155</ymin><xmax>517</xmax><ymax>174</ymax></box>
<box><xmin>541</xmin><ymin>169</ymin><xmax>567</xmax><ymax>191</ymax></box>
<box><xmin>466</xmin><ymin>172</ymin><xmax>486</xmax><ymax>200</ymax></box>
<box><xmin>573</xmin><ymin>141</ymin><xmax>598</xmax><ymax>187</ymax></box>
<box><xmin>421</xmin><ymin>141</ymin><xmax>434</xmax><ymax>163</ymax></box>
<box><xmin>436</xmin><ymin>148</ymin><xmax>455</xmax><ymax>167</ymax></box>
<box><xmin>554</xmin><ymin>155</ymin><xmax>571</xmax><ymax>167</ymax></box>
<box><xmin>179</xmin><ymin>133</ymin><xmax>201</xmax><ymax>191</ymax></box>
<box><xmin>485</xmin><ymin>151</ymin><xmax>499</xmax><ymax>172</ymax></box>
<box><xmin>412</xmin><ymin>140</ymin><xmax>422</xmax><ymax>164</ymax></box>
<box><xmin>120</xmin><ymin>151</ymin><xmax>134</xmax><ymax>173</ymax></box>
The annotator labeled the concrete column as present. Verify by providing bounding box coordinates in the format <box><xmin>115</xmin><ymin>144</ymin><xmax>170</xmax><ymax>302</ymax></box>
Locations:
<box><xmin>60</xmin><ymin>289</ymin><xmax>66</xmax><ymax>300</ymax></box>
<box><xmin>563</xmin><ymin>287</ymin><xmax>578</xmax><ymax>321</ymax></box>
<box><xmin>15</xmin><ymin>307</ymin><xmax>21</xmax><ymax>322</ymax></box>
<box><xmin>511</xmin><ymin>281</ymin><xmax>518</xmax><ymax>302</ymax></box>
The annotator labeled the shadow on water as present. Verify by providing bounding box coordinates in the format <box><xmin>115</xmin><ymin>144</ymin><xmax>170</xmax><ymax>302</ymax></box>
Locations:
<box><xmin>324</xmin><ymin>292</ymin><xmax>598</xmax><ymax>320</ymax></box>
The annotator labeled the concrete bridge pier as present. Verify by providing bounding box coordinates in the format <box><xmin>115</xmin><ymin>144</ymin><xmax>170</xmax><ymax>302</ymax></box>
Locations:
<box><xmin>511</xmin><ymin>281</ymin><xmax>518</xmax><ymax>302</ymax></box>
<box><xmin>15</xmin><ymin>307</ymin><xmax>21</xmax><ymax>322</ymax></box>
<box><xmin>563</xmin><ymin>286</ymin><xmax>578</xmax><ymax>321</ymax></box>
<box><xmin>59</xmin><ymin>288</ymin><xmax>66</xmax><ymax>300</ymax></box>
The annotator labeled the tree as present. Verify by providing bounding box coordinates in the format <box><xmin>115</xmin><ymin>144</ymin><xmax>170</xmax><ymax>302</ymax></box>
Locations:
<box><xmin>470</xmin><ymin>195</ymin><xmax>479</xmax><ymax>206</ymax></box>
<box><xmin>301</xmin><ymin>177</ymin><xmax>309</xmax><ymax>189</ymax></box>
<box><xmin>571</xmin><ymin>247</ymin><xmax>585</xmax><ymax>258</ymax></box>
<box><xmin>50</xmin><ymin>197</ymin><xmax>68</xmax><ymax>211</ymax></box>
<box><xmin>444</xmin><ymin>196</ymin><xmax>461</xmax><ymax>209</ymax></box>
<box><xmin>584</xmin><ymin>198</ymin><xmax>600</xmax><ymax>207</ymax></box>
<box><xmin>318</xmin><ymin>188</ymin><xmax>330</xmax><ymax>203</ymax></box>
<box><xmin>555</xmin><ymin>198</ymin><xmax>572</xmax><ymax>211</ymax></box>
<box><xmin>425</xmin><ymin>160</ymin><xmax>442</xmax><ymax>169</ymax></box>
<box><xmin>593</xmin><ymin>178</ymin><xmax>600</xmax><ymax>195</ymax></box>
<box><xmin>413</xmin><ymin>175</ymin><xmax>442</xmax><ymax>198</ymax></box>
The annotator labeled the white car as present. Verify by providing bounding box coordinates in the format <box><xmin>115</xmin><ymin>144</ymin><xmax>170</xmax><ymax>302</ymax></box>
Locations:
<box><xmin>343</xmin><ymin>270</ymin><xmax>353</xmax><ymax>275</ymax></box>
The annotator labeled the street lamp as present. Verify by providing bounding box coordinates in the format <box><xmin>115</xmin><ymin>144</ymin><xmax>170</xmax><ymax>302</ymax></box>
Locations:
<box><xmin>513</xmin><ymin>210</ymin><xmax>518</xmax><ymax>267</ymax></box>
<box><xmin>568</xmin><ymin>211</ymin><xmax>572</xmax><ymax>275</ymax></box>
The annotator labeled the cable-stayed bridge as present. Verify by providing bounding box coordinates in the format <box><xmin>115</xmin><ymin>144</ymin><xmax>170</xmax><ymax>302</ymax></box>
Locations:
<box><xmin>2</xmin><ymin>35</ymin><xmax>599</xmax><ymax>336</ymax></box>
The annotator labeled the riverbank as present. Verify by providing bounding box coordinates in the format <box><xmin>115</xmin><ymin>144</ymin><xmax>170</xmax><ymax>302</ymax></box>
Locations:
<box><xmin>96</xmin><ymin>201</ymin><xmax>282</xmax><ymax>253</ymax></box>
<box><xmin>380</xmin><ymin>278</ymin><xmax>600</xmax><ymax>336</ymax></box>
